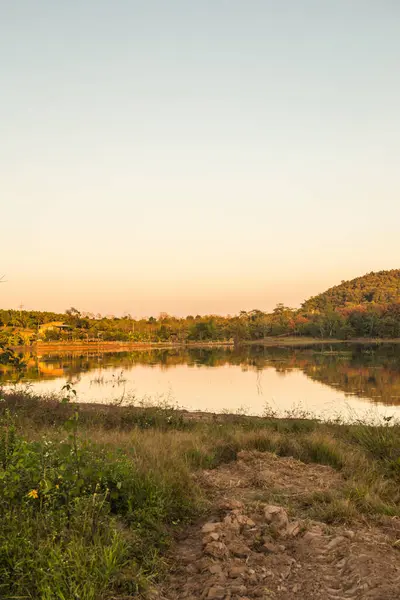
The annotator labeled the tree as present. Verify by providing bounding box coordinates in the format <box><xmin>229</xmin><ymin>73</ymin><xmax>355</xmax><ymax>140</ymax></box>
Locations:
<box><xmin>65</xmin><ymin>307</ymin><xmax>81</xmax><ymax>318</ymax></box>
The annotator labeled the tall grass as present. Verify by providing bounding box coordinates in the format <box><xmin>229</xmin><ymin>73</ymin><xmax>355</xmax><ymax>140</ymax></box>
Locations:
<box><xmin>1</xmin><ymin>388</ymin><xmax>400</xmax><ymax>597</ymax></box>
<box><xmin>0</xmin><ymin>393</ymin><xmax>200</xmax><ymax>599</ymax></box>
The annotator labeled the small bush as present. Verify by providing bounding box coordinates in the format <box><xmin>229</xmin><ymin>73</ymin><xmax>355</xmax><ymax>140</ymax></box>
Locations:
<box><xmin>303</xmin><ymin>434</ymin><xmax>345</xmax><ymax>469</ymax></box>
<box><xmin>0</xmin><ymin>408</ymin><xmax>200</xmax><ymax>599</ymax></box>
<box><xmin>350</xmin><ymin>422</ymin><xmax>400</xmax><ymax>464</ymax></box>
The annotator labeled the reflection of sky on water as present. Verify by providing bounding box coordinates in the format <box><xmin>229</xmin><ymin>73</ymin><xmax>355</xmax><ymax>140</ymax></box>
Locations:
<box><xmin>4</xmin><ymin>345</ymin><xmax>400</xmax><ymax>422</ymax></box>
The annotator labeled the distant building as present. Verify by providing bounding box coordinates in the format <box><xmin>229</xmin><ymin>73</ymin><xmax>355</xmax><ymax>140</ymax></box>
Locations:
<box><xmin>38</xmin><ymin>321</ymin><xmax>72</xmax><ymax>334</ymax></box>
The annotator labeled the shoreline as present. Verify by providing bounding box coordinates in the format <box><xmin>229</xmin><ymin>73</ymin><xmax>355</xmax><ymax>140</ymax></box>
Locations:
<box><xmin>244</xmin><ymin>336</ymin><xmax>400</xmax><ymax>346</ymax></box>
<box><xmin>15</xmin><ymin>340</ymin><xmax>235</xmax><ymax>353</ymax></box>
<box><xmin>3</xmin><ymin>391</ymin><xmax>398</xmax><ymax>426</ymax></box>
<box><xmin>12</xmin><ymin>336</ymin><xmax>400</xmax><ymax>353</ymax></box>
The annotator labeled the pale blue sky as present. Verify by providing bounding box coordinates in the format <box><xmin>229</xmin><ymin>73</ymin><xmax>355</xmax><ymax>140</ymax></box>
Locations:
<box><xmin>1</xmin><ymin>1</ymin><xmax>399</xmax><ymax>316</ymax></box>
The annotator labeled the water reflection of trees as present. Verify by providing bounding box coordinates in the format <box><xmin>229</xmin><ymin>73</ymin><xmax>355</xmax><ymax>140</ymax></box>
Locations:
<box><xmin>1</xmin><ymin>344</ymin><xmax>400</xmax><ymax>406</ymax></box>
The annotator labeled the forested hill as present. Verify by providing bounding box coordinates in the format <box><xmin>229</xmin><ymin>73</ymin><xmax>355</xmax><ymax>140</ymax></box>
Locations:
<box><xmin>1</xmin><ymin>270</ymin><xmax>400</xmax><ymax>346</ymax></box>
<box><xmin>302</xmin><ymin>270</ymin><xmax>400</xmax><ymax>312</ymax></box>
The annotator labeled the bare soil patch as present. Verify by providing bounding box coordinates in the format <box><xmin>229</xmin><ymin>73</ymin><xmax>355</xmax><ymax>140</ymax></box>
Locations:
<box><xmin>155</xmin><ymin>451</ymin><xmax>400</xmax><ymax>600</ymax></box>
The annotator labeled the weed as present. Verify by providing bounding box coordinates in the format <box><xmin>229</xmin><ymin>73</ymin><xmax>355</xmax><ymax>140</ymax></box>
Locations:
<box><xmin>303</xmin><ymin>434</ymin><xmax>345</xmax><ymax>469</ymax></box>
<box><xmin>0</xmin><ymin>393</ymin><xmax>199</xmax><ymax>598</ymax></box>
<box><xmin>1</xmin><ymin>389</ymin><xmax>400</xmax><ymax>596</ymax></box>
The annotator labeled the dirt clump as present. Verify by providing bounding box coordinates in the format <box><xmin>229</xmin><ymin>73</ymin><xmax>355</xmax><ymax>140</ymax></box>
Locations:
<box><xmin>156</xmin><ymin>451</ymin><xmax>400</xmax><ymax>600</ymax></box>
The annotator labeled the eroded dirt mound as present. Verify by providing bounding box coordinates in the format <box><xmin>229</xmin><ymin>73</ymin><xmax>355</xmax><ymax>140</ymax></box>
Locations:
<box><xmin>155</xmin><ymin>451</ymin><xmax>400</xmax><ymax>600</ymax></box>
<box><xmin>199</xmin><ymin>450</ymin><xmax>341</xmax><ymax>500</ymax></box>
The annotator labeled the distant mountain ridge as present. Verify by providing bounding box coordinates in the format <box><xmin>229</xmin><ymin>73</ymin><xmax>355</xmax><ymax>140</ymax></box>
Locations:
<box><xmin>302</xmin><ymin>269</ymin><xmax>400</xmax><ymax>312</ymax></box>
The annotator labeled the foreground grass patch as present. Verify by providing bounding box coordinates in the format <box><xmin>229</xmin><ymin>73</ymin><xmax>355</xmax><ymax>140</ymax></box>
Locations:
<box><xmin>1</xmin><ymin>389</ymin><xmax>400</xmax><ymax>597</ymax></box>
<box><xmin>0</xmin><ymin>404</ymin><xmax>200</xmax><ymax>598</ymax></box>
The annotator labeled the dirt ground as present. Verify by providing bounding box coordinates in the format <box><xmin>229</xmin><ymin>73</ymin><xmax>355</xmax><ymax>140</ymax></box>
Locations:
<box><xmin>154</xmin><ymin>451</ymin><xmax>400</xmax><ymax>600</ymax></box>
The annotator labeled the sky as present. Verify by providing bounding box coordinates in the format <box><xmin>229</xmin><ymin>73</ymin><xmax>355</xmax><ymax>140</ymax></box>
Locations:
<box><xmin>1</xmin><ymin>1</ymin><xmax>399</xmax><ymax>317</ymax></box>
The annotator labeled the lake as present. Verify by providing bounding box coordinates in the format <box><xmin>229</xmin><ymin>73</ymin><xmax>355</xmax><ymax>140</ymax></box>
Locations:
<box><xmin>2</xmin><ymin>343</ymin><xmax>400</xmax><ymax>421</ymax></box>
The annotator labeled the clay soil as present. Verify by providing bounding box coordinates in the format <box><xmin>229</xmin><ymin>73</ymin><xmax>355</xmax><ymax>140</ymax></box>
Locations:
<box><xmin>155</xmin><ymin>451</ymin><xmax>400</xmax><ymax>600</ymax></box>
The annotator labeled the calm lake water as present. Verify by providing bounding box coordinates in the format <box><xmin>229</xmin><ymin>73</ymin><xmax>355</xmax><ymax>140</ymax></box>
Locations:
<box><xmin>2</xmin><ymin>344</ymin><xmax>400</xmax><ymax>421</ymax></box>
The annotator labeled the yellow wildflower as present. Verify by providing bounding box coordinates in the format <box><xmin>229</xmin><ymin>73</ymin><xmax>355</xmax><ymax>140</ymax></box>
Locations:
<box><xmin>27</xmin><ymin>489</ymin><xmax>39</xmax><ymax>499</ymax></box>
<box><xmin>56</xmin><ymin>484</ymin><xmax>59</xmax><ymax>489</ymax></box>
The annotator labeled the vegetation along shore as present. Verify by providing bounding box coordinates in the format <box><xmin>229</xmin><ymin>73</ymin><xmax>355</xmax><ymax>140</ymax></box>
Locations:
<box><xmin>11</xmin><ymin>335</ymin><xmax>400</xmax><ymax>354</ymax></box>
<box><xmin>1</xmin><ymin>271</ymin><xmax>400</xmax><ymax>349</ymax></box>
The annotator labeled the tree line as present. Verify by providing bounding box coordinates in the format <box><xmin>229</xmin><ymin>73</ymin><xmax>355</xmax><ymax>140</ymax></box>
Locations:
<box><xmin>1</xmin><ymin>301</ymin><xmax>400</xmax><ymax>346</ymax></box>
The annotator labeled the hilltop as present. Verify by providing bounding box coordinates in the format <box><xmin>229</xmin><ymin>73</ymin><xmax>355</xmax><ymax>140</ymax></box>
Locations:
<box><xmin>302</xmin><ymin>269</ymin><xmax>400</xmax><ymax>312</ymax></box>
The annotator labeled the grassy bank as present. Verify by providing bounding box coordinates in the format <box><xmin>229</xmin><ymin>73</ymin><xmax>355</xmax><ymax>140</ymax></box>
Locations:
<box><xmin>28</xmin><ymin>340</ymin><xmax>234</xmax><ymax>352</ymax></box>
<box><xmin>1</xmin><ymin>390</ymin><xmax>400</xmax><ymax>598</ymax></box>
<box><xmin>245</xmin><ymin>336</ymin><xmax>400</xmax><ymax>346</ymax></box>
<box><xmin>12</xmin><ymin>337</ymin><xmax>400</xmax><ymax>356</ymax></box>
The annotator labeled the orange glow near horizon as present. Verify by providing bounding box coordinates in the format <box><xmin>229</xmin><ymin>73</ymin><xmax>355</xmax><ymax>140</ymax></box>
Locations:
<box><xmin>1</xmin><ymin>3</ymin><xmax>399</xmax><ymax>317</ymax></box>
<box><xmin>1</xmin><ymin>263</ymin><xmax>399</xmax><ymax>318</ymax></box>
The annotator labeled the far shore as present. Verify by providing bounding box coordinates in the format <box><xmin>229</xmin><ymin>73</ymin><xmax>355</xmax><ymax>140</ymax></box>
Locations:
<box><xmin>26</xmin><ymin>340</ymin><xmax>235</xmax><ymax>352</ymax></box>
<box><xmin>245</xmin><ymin>336</ymin><xmax>400</xmax><ymax>346</ymax></box>
<box><xmin>10</xmin><ymin>336</ymin><xmax>400</xmax><ymax>354</ymax></box>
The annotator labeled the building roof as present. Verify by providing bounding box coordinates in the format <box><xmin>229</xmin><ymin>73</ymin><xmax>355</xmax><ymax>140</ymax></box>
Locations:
<box><xmin>39</xmin><ymin>321</ymin><xmax>72</xmax><ymax>330</ymax></box>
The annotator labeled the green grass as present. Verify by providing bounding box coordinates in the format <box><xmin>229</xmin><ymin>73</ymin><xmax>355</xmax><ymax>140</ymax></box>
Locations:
<box><xmin>1</xmin><ymin>388</ymin><xmax>400</xmax><ymax>598</ymax></box>
<box><xmin>0</xmin><ymin>393</ymin><xmax>201</xmax><ymax>599</ymax></box>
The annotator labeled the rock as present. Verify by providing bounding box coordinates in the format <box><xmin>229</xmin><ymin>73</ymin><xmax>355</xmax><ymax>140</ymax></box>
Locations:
<box><xmin>286</xmin><ymin>520</ymin><xmax>301</xmax><ymax>537</ymax></box>
<box><xmin>292</xmin><ymin>583</ymin><xmax>301</xmax><ymax>592</ymax></box>
<box><xmin>280</xmin><ymin>565</ymin><xmax>292</xmax><ymax>580</ymax></box>
<box><xmin>207</xmin><ymin>586</ymin><xmax>225</xmax><ymax>599</ymax></box>
<box><xmin>195</xmin><ymin>557</ymin><xmax>212</xmax><ymax>574</ymax></box>
<box><xmin>253</xmin><ymin>588</ymin><xmax>268</xmax><ymax>598</ymax></box>
<box><xmin>229</xmin><ymin>565</ymin><xmax>246</xmax><ymax>578</ymax></box>
<box><xmin>252</xmin><ymin>552</ymin><xmax>267</xmax><ymax>564</ymax></box>
<box><xmin>259</xmin><ymin>571</ymin><xmax>266</xmax><ymax>580</ymax></box>
<box><xmin>209</xmin><ymin>564</ymin><xmax>223</xmax><ymax>575</ymax></box>
<box><xmin>344</xmin><ymin>529</ymin><xmax>355</xmax><ymax>539</ymax></box>
<box><xmin>230</xmin><ymin>584</ymin><xmax>247</xmax><ymax>595</ymax></box>
<box><xmin>204</xmin><ymin>541</ymin><xmax>229</xmax><ymax>559</ymax></box>
<box><xmin>203</xmin><ymin>534</ymin><xmax>215</xmax><ymax>545</ymax></box>
<box><xmin>247</xmin><ymin>572</ymin><xmax>259</xmax><ymax>585</ymax></box>
<box><xmin>219</xmin><ymin>499</ymin><xmax>243</xmax><ymax>511</ymax></box>
<box><xmin>180</xmin><ymin>551</ymin><xmax>200</xmax><ymax>564</ymax></box>
<box><xmin>229</xmin><ymin>543</ymin><xmax>251</xmax><ymax>558</ymax></box>
<box><xmin>303</xmin><ymin>531</ymin><xmax>321</xmax><ymax>544</ymax></box>
<box><xmin>263</xmin><ymin>505</ymin><xmax>289</xmax><ymax>536</ymax></box>
<box><xmin>260</xmin><ymin>542</ymin><xmax>280</xmax><ymax>554</ymax></box>
<box><xmin>202</xmin><ymin>522</ymin><xmax>221</xmax><ymax>534</ymax></box>
<box><xmin>236</xmin><ymin>514</ymin><xmax>256</xmax><ymax>528</ymax></box>
<box><xmin>223</xmin><ymin>515</ymin><xmax>240</xmax><ymax>530</ymax></box>
<box><xmin>237</xmin><ymin>450</ymin><xmax>251</xmax><ymax>461</ymax></box>
<box><xmin>213</xmin><ymin>573</ymin><xmax>227</xmax><ymax>585</ymax></box>
<box><xmin>327</xmin><ymin>536</ymin><xmax>346</xmax><ymax>550</ymax></box>
<box><xmin>186</xmin><ymin>564</ymin><xmax>198</xmax><ymax>574</ymax></box>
